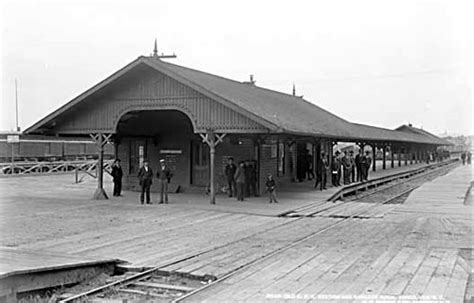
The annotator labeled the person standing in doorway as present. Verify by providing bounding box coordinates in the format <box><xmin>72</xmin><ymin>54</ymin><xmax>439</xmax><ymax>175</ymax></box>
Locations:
<box><xmin>314</xmin><ymin>152</ymin><xmax>328</xmax><ymax>190</ymax></box>
<box><xmin>461</xmin><ymin>152</ymin><xmax>466</xmax><ymax>165</ymax></box>
<box><xmin>156</xmin><ymin>159</ymin><xmax>172</xmax><ymax>204</ymax></box>
<box><xmin>224</xmin><ymin>157</ymin><xmax>237</xmax><ymax>197</ymax></box>
<box><xmin>234</xmin><ymin>161</ymin><xmax>246</xmax><ymax>201</ymax></box>
<box><xmin>265</xmin><ymin>173</ymin><xmax>278</xmax><ymax>203</ymax></box>
<box><xmin>137</xmin><ymin>159</ymin><xmax>153</xmax><ymax>204</ymax></box>
<box><xmin>111</xmin><ymin>159</ymin><xmax>123</xmax><ymax>197</ymax></box>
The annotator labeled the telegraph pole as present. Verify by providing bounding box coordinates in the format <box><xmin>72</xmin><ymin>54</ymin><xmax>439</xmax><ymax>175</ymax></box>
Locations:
<box><xmin>15</xmin><ymin>79</ymin><xmax>19</xmax><ymax>131</ymax></box>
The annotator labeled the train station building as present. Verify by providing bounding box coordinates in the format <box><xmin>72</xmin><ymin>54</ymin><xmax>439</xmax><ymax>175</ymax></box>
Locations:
<box><xmin>24</xmin><ymin>51</ymin><xmax>449</xmax><ymax>201</ymax></box>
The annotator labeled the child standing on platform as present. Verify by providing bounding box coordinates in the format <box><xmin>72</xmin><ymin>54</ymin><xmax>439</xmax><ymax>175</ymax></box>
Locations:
<box><xmin>265</xmin><ymin>173</ymin><xmax>278</xmax><ymax>203</ymax></box>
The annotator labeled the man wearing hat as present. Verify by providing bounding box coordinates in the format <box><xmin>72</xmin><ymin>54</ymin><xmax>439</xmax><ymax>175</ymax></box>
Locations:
<box><xmin>364</xmin><ymin>150</ymin><xmax>372</xmax><ymax>181</ymax></box>
<box><xmin>111</xmin><ymin>158</ymin><xmax>123</xmax><ymax>196</ymax></box>
<box><xmin>349</xmin><ymin>150</ymin><xmax>356</xmax><ymax>183</ymax></box>
<box><xmin>156</xmin><ymin>159</ymin><xmax>173</xmax><ymax>203</ymax></box>
<box><xmin>137</xmin><ymin>159</ymin><xmax>153</xmax><ymax>204</ymax></box>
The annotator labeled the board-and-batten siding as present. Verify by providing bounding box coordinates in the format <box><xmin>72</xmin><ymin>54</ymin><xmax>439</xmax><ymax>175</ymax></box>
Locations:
<box><xmin>52</xmin><ymin>67</ymin><xmax>268</xmax><ymax>134</ymax></box>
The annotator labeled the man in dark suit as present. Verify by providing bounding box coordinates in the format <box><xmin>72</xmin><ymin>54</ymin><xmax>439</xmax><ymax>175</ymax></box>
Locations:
<box><xmin>234</xmin><ymin>161</ymin><xmax>246</xmax><ymax>201</ymax></box>
<box><xmin>156</xmin><ymin>159</ymin><xmax>172</xmax><ymax>204</ymax></box>
<box><xmin>331</xmin><ymin>155</ymin><xmax>340</xmax><ymax>187</ymax></box>
<box><xmin>314</xmin><ymin>152</ymin><xmax>328</xmax><ymax>190</ymax></box>
<box><xmin>364</xmin><ymin>151</ymin><xmax>372</xmax><ymax>181</ymax></box>
<box><xmin>341</xmin><ymin>151</ymin><xmax>351</xmax><ymax>185</ymax></box>
<box><xmin>224</xmin><ymin>157</ymin><xmax>237</xmax><ymax>197</ymax></box>
<box><xmin>355</xmin><ymin>149</ymin><xmax>362</xmax><ymax>181</ymax></box>
<box><xmin>349</xmin><ymin>150</ymin><xmax>356</xmax><ymax>183</ymax></box>
<box><xmin>111</xmin><ymin>159</ymin><xmax>123</xmax><ymax>196</ymax></box>
<box><xmin>137</xmin><ymin>159</ymin><xmax>153</xmax><ymax>204</ymax></box>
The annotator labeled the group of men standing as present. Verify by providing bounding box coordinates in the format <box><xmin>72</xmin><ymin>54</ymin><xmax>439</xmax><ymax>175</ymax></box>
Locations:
<box><xmin>224</xmin><ymin>157</ymin><xmax>259</xmax><ymax>201</ymax></box>
<box><xmin>461</xmin><ymin>151</ymin><xmax>472</xmax><ymax>165</ymax></box>
<box><xmin>314</xmin><ymin>149</ymin><xmax>372</xmax><ymax>190</ymax></box>
<box><xmin>136</xmin><ymin>159</ymin><xmax>173</xmax><ymax>204</ymax></box>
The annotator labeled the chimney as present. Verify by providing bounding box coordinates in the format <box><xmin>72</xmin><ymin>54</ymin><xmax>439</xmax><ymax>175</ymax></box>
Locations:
<box><xmin>250</xmin><ymin>75</ymin><xmax>256</xmax><ymax>85</ymax></box>
<box><xmin>243</xmin><ymin>75</ymin><xmax>256</xmax><ymax>85</ymax></box>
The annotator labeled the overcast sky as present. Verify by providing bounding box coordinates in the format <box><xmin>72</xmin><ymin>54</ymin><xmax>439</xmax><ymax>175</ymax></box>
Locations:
<box><xmin>1</xmin><ymin>0</ymin><xmax>472</xmax><ymax>136</ymax></box>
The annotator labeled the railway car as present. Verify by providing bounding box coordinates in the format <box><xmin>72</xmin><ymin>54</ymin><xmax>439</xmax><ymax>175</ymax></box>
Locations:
<box><xmin>0</xmin><ymin>132</ymin><xmax>114</xmax><ymax>163</ymax></box>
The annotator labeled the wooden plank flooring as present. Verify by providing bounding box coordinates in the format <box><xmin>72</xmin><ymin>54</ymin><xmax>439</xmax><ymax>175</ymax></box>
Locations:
<box><xmin>184</xmin><ymin>165</ymin><xmax>473</xmax><ymax>302</ymax></box>
<box><xmin>0</xmin><ymin>163</ymin><xmax>471</xmax><ymax>301</ymax></box>
<box><xmin>0</xmin><ymin>247</ymin><xmax>116</xmax><ymax>278</ymax></box>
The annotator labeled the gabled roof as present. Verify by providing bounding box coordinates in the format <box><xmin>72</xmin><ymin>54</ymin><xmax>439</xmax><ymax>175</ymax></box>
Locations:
<box><xmin>395</xmin><ymin>125</ymin><xmax>452</xmax><ymax>145</ymax></box>
<box><xmin>25</xmin><ymin>55</ymin><xmax>448</xmax><ymax>146</ymax></box>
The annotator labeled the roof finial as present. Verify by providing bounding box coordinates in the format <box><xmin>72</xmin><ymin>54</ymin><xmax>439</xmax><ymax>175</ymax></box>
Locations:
<box><xmin>153</xmin><ymin>38</ymin><xmax>158</xmax><ymax>57</ymax></box>
<box><xmin>150</xmin><ymin>39</ymin><xmax>177</xmax><ymax>60</ymax></box>
<box><xmin>292</xmin><ymin>83</ymin><xmax>296</xmax><ymax>96</ymax></box>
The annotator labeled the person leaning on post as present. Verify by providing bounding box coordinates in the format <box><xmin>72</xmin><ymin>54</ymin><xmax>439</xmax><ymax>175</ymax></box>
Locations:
<box><xmin>137</xmin><ymin>159</ymin><xmax>153</xmax><ymax>205</ymax></box>
<box><xmin>156</xmin><ymin>159</ymin><xmax>172</xmax><ymax>204</ymax></box>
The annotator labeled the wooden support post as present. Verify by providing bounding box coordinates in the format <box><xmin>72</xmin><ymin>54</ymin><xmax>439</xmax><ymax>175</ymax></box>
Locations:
<box><xmin>398</xmin><ymin>148</ymin><xmax>402</xmax><ymax>167</ymax></box>
<box><xmin>75</xmin><ymin>165</ymin><xmax>79</xmax><ymax>183</ymax></box>
<box><xmin>200</xmin><ymin>132</ymin><xmax>226</xmax><ymax>204</ymax></box>
<box><xmin>372</xmin><ymin>145</ymin><xmax>376</xmax><ymax>172</ymax></box>
<box><xmin>382</xmin><ymin>145</ymin><xmax>386</xmax><ymax>170</ymax></box>
<box><xmin>390</xmin><ymin>145</ymin><xmax>394</xmax><ymax>168</ymax></box>
<box><xmin>328</xmin><ymin>142</ymin><xmax>333</xmax><ymax>184</ymax></box>
<box><xmin>403</xmin><ymin>147</ymin><xmax>408</xmax><ymax>166</ymax></box>
<box><xmin>90</xmin><ymin>133</ymin><xmax>112</xmax><ymax>200</ymax></box>
<box><xmin>10</xmin><ymin>142</ymin><xmax>14</xmax><ymax>174</ymax></box>
<box><xmin>410</xmin><ymin>147</ymin><xmax>413</xmax><ymax>165</ymax></box>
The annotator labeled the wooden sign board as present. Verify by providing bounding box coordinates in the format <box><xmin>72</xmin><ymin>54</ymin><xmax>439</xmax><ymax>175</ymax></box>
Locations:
<box><xmin>7</xmin><ymin>135</ymin><xmax>20</xmax><ymax>143</ymax></box>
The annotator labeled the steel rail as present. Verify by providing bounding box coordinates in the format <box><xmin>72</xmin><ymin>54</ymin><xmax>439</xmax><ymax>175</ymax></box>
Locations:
<box><xmin>172</xmin><ymin>178</ymin><xmax>421</xmax><ymax>303</ymax></box>
<box><xmin>61</xmin><ymin>160</ymin><xmax>458</xmax><ymax>302</ymax></box>
<box><xmin>59</xmin><ymin>217</ymin><xmax>302</xmax><ymax>302</ymax></box>
<box><xmin>345</xmin><ymin>161</ymin><xmax>457</xmax><ymax>203</ymax></box>
<box><xmin>328</xmin><ymin>159</ymin><xmax>458</xmax><ymax>202</ymax></box>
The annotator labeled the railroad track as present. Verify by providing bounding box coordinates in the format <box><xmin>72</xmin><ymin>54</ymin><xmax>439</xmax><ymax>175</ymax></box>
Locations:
<box><xmin>343</xmin><ymin>160</ymin><xmax>458</xmax><ymax>204</ymax></box>
<box><xmin>59</xmin><ymin>160</ymin><xmax>458</xmax><ymax>302</ymax></box>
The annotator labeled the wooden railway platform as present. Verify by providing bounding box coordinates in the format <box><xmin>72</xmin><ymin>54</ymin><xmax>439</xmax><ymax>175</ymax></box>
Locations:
<box><xmin>0</xmin><ymin>161</ymin><xmax>471</xmax><ymax>301</ymax></box>
<box><xmin>0</xmin><ymin>247</ymin><xmax>119</xmax><ymax>299</ymax></box>
<box><xmin>182</xmin><ymin>164</ymin><xmax>473</xmax><ymax>302</ymax></box>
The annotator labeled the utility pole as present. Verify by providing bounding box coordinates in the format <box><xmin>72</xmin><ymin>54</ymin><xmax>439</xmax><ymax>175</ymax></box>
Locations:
<box><xmin>15</xmin><ymin>79</ymin><xmax>19</xmax><ymax>131</ymax></box>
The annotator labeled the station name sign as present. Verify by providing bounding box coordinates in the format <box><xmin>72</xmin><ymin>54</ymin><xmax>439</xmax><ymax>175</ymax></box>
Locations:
<box><xmin>7</xmin><ymin>135</ymin><xmax>20</xmax><ymax>143</ymax></box>
<box><xmin>159</xmin><ymin>149</ymin><xmax>182</xmax><ymax>154</ymax></box>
